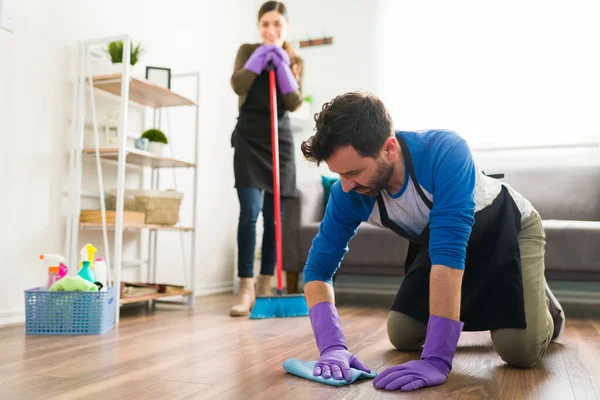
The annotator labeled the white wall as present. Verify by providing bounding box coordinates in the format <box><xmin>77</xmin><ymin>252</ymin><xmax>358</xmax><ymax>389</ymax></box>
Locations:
<box><xmin>377</xmin><ymin>0</ymin><xmax>600</xmax><ymax>168</ymax></box>
<box><xmin>283</xmin><ymin>0</ymin><xmax>383</xmax><ymax>183</ymax></box>
<box><xmin>286</xmin><ymin>0</ymin><xmax>600</xmax><ymax>180</ymax></box>
<box><xmin>0</xmin><ymin>0</ymin><xmax>257</xmax><ymax>325</ymax></box>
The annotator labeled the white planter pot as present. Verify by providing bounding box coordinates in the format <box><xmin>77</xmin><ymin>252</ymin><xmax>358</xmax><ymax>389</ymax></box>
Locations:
<box><xmin>109</xmin><ymin>62</ymin><xmax>139</xmax><ymax>77</ymax></box>
<box><xmin>110</xmin><ymin>62</ymin><xmax>127</xmax><ymax>74</ymax></box>
<box><xmin>147</xmin><ymin>142</ymin><xmax>165</xmax><ymax>155</ymax></box>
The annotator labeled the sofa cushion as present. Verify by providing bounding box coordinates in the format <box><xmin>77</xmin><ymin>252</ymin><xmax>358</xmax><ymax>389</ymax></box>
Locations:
<box><xmin>298</xmin><ymin>180</ymin><xmax>326</xmax><ymax>224</ymax></box>
<box><xmin>501</xmin><ymin>166</ymin><xmax>600</xmax><ymax>221</ymax></box>
<box><xmin>543</xmin><ymin>219</ymin><xmax>600</xmax><ymax>274</ymax></box>
<box><xmin>321</xmin><ymin>175</ymin><xmax>339</xmax><ymax>209</ymax></box>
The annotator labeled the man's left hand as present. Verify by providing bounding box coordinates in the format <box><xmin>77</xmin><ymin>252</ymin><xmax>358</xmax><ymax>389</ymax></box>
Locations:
<box><xmin>373</xmin><ymin>359</ymin><xmax>447</xmax><ymax>392</ymax></box>
<box><xmin>374</xmin><ymin>314</ymin><xmax>464</xmax><ymax>392</ymax></box>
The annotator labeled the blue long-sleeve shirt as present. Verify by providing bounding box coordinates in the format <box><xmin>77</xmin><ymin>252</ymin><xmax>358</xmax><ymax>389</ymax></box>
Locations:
<box><xmin>303</xmin><ymin>129</ymin><xmax>479</xmax><ymax>286</ymax></box>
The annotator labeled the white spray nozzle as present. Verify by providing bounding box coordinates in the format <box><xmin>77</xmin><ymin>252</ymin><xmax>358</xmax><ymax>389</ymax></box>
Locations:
<box><xmin>80</xmin><ymin>243</ymin><xmax>97</xmax><ymax>268</ymax></box>
<box><xmin>40</xmin><ymin>254</ymin><xmax>66</xmax><ymax>266</ymax></box>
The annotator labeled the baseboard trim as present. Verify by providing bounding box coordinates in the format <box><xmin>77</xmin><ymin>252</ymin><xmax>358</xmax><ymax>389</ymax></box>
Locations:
<box><xmin>333</xmin><ymin>281</ymin><xmax>600</xmax><ymax>305</ymax></box>
<box><xmin>552</xmin><ymin>288</ymin><xmax>600</xmax><ymax>305</ymax></box>
<box><xmin>333</xmin><ymin>285</ymin><xmax>398</xmax><ymax>296</ymax></box>
<box><xmin>0</xmin><ymin>310</ymin><xmax>25</xmax><ymax>327</ymax></box>
<box><xmin>195</xmin><ymin>282</ymin><xmax>234</xmax><ymax>296</ymax></box>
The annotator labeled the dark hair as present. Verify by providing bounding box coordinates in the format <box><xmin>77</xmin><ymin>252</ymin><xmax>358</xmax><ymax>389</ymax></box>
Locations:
<box><xmin>258</xmin><ymin>2</ymin><xmax>303</xmax><ymax>78</ymax></box>
<box><xmin>301</xmin><ymin>92</ymin><xmax>395</xmax><ymax>165</ymax></box>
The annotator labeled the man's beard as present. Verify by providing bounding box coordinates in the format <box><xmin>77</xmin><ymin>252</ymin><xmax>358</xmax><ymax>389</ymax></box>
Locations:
<box><xmin>353</xmin><ymin>159</ymin><xmax>394</xmax><ymax>197</ymax></box>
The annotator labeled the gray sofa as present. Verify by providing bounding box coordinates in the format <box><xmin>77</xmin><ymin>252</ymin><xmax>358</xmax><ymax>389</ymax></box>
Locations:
<box><xmin>282</xmin><ymin>165</ymin><xmax>600</xmax><ymax>292</ymax></box>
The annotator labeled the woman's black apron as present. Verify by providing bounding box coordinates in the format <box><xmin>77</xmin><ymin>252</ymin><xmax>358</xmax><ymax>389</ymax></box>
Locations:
<box><xmin>382</xmin><ymin>135</ymin><xmax>526</xmax><ymax>331</ymax></box>
<box><xmin>231</xmin><ymin>68</ymin><xmax>297</xmax><ymax>198</ymax></box>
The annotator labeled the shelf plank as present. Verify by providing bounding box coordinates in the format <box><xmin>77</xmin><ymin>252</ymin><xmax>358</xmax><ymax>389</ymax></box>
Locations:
<box><xmin>80</xmin><ymin>222</ymin><xmax>194</xmax><ymax>232</ymax></box>
<box><xmin>83</xmin><ymin>147</ymin><xmax>195</xmax><ymax>169</ymax></box>
<box><xmin>120</xmin><ymin>289</ymin><xmax>193</xmax><ymax>304</ymax></box>
<box><xmin>90</xmin><ymin>74</ymin><xmax>197</xmax><ymax>108</ymax></box>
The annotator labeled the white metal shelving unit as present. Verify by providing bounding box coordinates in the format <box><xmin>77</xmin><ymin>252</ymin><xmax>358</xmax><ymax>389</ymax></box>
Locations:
<box><xmin>66</xmin><ymin>34</ymin><xmax>200</xmax><ymax>323</ymax></box>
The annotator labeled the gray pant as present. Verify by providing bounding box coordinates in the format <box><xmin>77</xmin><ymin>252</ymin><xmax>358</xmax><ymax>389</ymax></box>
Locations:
<box><xmin>387</xmin><ymin>211</ymin><xmax>554</xmax><ymax>368</ymax></box>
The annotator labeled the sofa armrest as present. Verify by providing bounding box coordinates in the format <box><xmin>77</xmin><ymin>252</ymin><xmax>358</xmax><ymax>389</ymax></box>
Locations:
<box><xmin>282</xmin><ymin>180</ymin><xmax>325</xmax><ymax>273</ymax></box>
<box><xmin>282</xmin><ymin>195</ymin><xmax>301</xmax><ymax>273</ymax></box>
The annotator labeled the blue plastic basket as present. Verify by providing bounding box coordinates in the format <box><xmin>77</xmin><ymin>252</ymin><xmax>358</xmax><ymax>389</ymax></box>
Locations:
<box><xmin>24</xmin><ymin>286</ymin><xmax>117</xmax><ymax>335</ymax></box>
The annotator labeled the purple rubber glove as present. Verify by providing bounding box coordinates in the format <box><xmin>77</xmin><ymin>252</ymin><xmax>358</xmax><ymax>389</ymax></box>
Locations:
<box><xmin>373</xmin><ymin>315</ymin><xmax>464</xmax><ymax>392</ymax></box>
<box><xmin>243</xmin><ymin>44</ymin><xmax>276</xmax><ymax>75</ymax></box>
<box><xmin>310</xmin><ymin>301</ymin><xmax>371</xmax><ymax>382</ymax></box>
<box><xmin>263</xmin><ymin>46</ymin><xmax>298</xmax><ymax>94</ymax></box>
<box><xmin>275</xmin><ymin>63</ymin><xmax>299</xmax><ymax>94</ymax></box>
<box><xmin>265</xmin><ymin>46</ymin><xmax>291</xmax><ymax>68</ymax></box>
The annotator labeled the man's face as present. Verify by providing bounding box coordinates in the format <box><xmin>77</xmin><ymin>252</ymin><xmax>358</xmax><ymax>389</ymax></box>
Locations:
<box><xmin>326</xmin><ymin>145</ymin><xmax>394</xmax><ymax>197</ymax></box>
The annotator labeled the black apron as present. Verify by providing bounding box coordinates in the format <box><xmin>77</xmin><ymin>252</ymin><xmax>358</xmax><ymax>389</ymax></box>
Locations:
<box><xmin>381</xmin><ymin>135</ymin><xmax>526</xmax><ymax>332</ymax></box>
<box><xmin>231</xmin><ymin>68</ymin><xmax>297</xmax><ymax>198</ymax></box>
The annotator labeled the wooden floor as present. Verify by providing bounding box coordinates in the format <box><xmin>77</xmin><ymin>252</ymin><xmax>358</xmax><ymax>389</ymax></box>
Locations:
<box><xmin>1</xmin><ymin>292</ymin><xmax>599</xmax><ymax>400</ymax></box>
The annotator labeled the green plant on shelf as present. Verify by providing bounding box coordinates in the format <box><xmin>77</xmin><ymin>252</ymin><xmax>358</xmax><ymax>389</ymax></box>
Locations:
<box><xmin>141</xmin><ymin>129</ymin><xmax>168</xmax><ymax>144</ymax></box>
<box><xmin>104</xmin><ymin>41</ymin><xmax>145</xmax><ymax>65</ymax></box>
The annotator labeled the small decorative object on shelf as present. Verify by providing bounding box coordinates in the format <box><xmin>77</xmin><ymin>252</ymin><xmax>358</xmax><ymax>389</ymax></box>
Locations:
<box><xmin>134</xmin><ymin>137</ymin><xmax>149</xmax><ymax>151</ymax></box>
<box><xmin>104</xmin><ymin>40</ymin><xmax>145</xmax><ymax>65</ymax></box>
<box><xmin>146</xmin><ymin>66</ymin><xmax>172</xmax><ymax>89</ymax></box>
<box><xmin>141</xmin><ymin>128</ymin><xmax>168</xmax><ymax>155</ymax></box>
<box><xmin>104</xmin><ymin>40</ymin><xmax>145</xmax><ymax>75</ymax></box>
<box><xmin>106</xmin><ymin>188</ymin><xmax>184</xmax><ymax>226</ymax></box>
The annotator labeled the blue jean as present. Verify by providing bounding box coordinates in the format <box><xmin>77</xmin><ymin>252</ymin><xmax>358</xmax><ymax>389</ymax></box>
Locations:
<box><xmin>236</xmin><ymin>187</ymin><xmax>284</xmax><ymax>278</ymax></box>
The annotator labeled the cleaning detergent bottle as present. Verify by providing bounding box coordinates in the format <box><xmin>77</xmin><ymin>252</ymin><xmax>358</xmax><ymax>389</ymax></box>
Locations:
<box><xmin>40</xmin><ymin>254</ymin><xmax>66</xmax><ymax>289</ymax></box>
<box><xmin>94</xmin><ymin>258</ymin><xmax>108</xmax><ymax>291</ymax></box>
<box><xmin>47</xmin><ymin>266</ymin><xmax>61</xmax><ymax>289</ymax></box>
<box><xmin>78</xmin><ymin>260</ymin><xmax>96</xmax><ymax>284</ymax></box>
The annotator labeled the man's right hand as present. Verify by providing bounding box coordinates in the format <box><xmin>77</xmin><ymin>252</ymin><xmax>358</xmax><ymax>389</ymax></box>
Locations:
<box><xmin>314</xmin><ymin>345</ymin><xmax>371</xmax><ymax>382</ymax></box>
<box><xmin>309</xmin><ymin>300</ymin><xmax>372</xmax><ymax>382</ymax></box>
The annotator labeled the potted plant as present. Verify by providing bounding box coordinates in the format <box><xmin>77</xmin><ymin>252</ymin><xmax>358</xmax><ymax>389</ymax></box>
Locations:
<box><xmin>141</xmin><ymin>129</ymin><xmax>168</xmax><ymax>155</ymax></box>
<box><xmin>104</xmin><ymin>40</ymin><xmax>145</xmax><ymax>73</ymax></box>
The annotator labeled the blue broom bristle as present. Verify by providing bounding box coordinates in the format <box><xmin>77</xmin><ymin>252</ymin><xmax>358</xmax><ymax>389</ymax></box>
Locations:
<box><xmin>249</xmin><ymin>295</ymin><xmax>309</xmax><ymax>319</ymax></box>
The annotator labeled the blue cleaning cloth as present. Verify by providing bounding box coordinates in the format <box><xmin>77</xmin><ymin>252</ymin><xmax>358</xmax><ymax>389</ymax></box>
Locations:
<box><xmin>283</xmin><ymin>358</ymin><xmax>377</xmax><ymax>386</ymax></box>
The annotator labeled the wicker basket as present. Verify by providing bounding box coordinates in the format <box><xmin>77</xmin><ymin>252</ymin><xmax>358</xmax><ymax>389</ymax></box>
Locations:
<box><xmin>106</xmin><ymin>189</ymin><xmax>183</xmax><ymax>226</ymax></box>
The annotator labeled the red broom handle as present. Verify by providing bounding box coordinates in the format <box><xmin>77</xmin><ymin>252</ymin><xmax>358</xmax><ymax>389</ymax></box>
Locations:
<box><xmin>268</xmin><ymin>64</ymin><xmax>284</xmax><ymax>294</ymax></box>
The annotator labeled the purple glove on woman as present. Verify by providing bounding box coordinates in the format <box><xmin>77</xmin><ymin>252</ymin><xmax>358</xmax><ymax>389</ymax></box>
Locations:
<box><xmin>310</xmin><ymin>301</ymin><xmax>371</xmax><ymax>382</ymax></box>
<box><xmin>275</xmin><ymin>61</ymin><xmax>299</xmax><ymax>94</ymax></box>
<box><xmin>373</xmin><ymin>315</ymin><xmax>464</xmax><ymax>392</ymax></box>
<box><xmin>243</xmin><ymin>44</ymin><xmax>276</xmax><ymax>75</ymax></box>
<box><xmin>264</xmin><ymin>46</ymin><xmax>299</xmax><ymax>95</ymax></box>
<box><xmin>265</xmin><ymin>46</ymin><xmax>290</xmax><ymax>68</ymax></box>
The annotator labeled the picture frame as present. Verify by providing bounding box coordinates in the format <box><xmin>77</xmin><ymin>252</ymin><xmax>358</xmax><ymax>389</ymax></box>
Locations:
<box><xmin>145</xmin><ymin>66</ymin><xmax>171</xmax><ymax>89</ymax></box>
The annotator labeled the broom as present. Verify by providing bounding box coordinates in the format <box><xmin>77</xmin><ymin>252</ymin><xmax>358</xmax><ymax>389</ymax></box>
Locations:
<box><xmin>249</xmin><ymin>62</ymin><xmax>309</xmax><ymax>319</ymax></box>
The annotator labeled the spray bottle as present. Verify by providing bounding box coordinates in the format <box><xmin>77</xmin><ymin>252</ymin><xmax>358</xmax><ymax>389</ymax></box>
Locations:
<box><xmin>79</xmin><ymin>243</ymin><xmax>97</xmax><ymax>270</ymax></box>
<box><xmin>40</xmin><ymin>254</ymin><xmax>66</xmax><ymax>289</ymax></box>
<box><xmin>78</xmin><ymin>260</ymin><xmax>96</xmax><ymax>284</ymax></box>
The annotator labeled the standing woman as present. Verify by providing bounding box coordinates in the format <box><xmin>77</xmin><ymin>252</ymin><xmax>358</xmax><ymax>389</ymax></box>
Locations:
<box><xmin>229</xmin><ymin>1</ymin><xmax>304</xmax><ymax>316</ymax></box>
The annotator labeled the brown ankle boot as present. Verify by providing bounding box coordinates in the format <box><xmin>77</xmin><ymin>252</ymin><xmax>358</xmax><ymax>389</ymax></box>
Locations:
<box><xmin>230</xmin><ymin>277</ymin><xmax>255</xmax><ymax>317</ymax></box>
<box><xmin>256</xmin><ymin>275</ymin><xmax>272</xmax><ymax>297</ymax></box>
